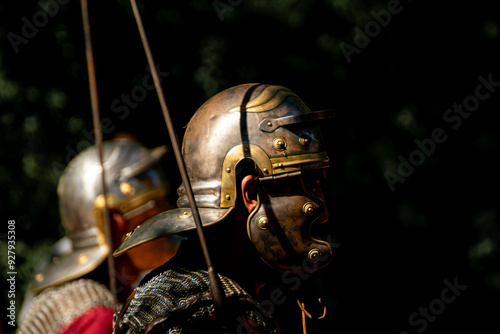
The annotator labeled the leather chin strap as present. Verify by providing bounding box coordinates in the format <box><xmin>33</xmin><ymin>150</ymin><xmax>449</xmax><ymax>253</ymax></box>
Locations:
<box><xmin>296</xmin><ymin>298</ymin><xmax>327</xmax><ymax>334</ymax></box>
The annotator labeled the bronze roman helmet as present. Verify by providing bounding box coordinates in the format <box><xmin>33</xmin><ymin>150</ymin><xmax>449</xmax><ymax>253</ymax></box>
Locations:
<box><xmin>114</xmin><ymin>84</ymin><xmax>334</xmax><ymax>272</ymax></box>
<box><xmin>30</xmin><ymin>139</ymin><xmax>168</xmax><ymax>293</ymax></box>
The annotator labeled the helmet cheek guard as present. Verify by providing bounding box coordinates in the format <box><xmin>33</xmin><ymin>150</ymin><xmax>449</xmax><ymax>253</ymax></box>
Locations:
<box><xmin>247</xmin><ymin>172</ymin><xmax>332</xmax><ymax>272</ymax></box>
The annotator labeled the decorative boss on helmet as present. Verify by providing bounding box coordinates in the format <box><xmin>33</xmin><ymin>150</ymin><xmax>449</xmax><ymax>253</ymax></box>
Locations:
<box><xmin>31</xmin><ymin>139</ymin><xmax>168</xmax><ymax>293</ymax></box>
<box><xmin>114</xmin><ymin>84</ymin><xmax>334</xmax><ymax>272</ymax></box>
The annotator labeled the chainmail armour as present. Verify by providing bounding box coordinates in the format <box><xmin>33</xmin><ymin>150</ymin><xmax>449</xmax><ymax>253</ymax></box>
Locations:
<box><xmin>18</xmin><ymin>278</ymin><xmax>117</xmax><ymax>334</ymax></box>
<box><xmin>115</xmin><ymin>266</ymin><xmax>277</xmax><ymax>334</ymax></box>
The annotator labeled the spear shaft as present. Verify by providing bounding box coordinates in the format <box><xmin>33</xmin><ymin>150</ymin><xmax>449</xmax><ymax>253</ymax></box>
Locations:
<box><xmin>80</xmin><ymin>0</ymin><xmax>117</xmax><ymax>300</ymax></box>
<box><xmin>129</xmin><ymin>0</ymin><xmax>225</xmax><ymax>315</ymax></box>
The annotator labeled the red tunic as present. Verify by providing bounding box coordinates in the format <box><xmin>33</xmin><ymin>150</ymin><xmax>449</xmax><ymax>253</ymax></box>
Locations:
<box><xmin>57</xmin><ymin>306</ymin><xmax>115</xmax><ymax>334</ymax></box>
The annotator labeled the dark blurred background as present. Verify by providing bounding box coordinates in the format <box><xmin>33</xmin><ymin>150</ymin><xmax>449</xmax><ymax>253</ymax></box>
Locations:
<box><xmin>1</xmin><ymin>0</ymin><xmax>499</xmax><ymax>333</ymax></box>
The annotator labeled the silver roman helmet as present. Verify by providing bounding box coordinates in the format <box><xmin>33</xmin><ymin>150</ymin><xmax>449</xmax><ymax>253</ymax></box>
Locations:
<box><xmin>114</xmin><ymin>84</ymin><xmax>334</xmax><ymax>271</ymax></box>
<box><xmin>30</xmin><ymin>139</ymin><xmax>168</xmax><ymax>293</ymax></box>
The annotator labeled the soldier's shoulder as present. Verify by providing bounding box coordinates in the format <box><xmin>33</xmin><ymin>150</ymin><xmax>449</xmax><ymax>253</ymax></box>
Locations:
<box><xmin>115</xmin><ymin>267</ymin><xmax>277</xmax><ymax>334</ymax></box>
<box><xmin>18</xmin><ymin>279</ymin><xmax>116</xmax><ymax>334</ymax></box>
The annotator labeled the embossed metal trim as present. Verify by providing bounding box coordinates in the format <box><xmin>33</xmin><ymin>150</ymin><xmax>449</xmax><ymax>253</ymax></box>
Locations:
<box><xmin>228</xmin><ymin>85</ymin><xmax>296</xmax><ymax>113</ymax></box>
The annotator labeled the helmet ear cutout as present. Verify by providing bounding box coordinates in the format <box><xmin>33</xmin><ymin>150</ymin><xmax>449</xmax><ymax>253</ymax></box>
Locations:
<box><xmin>220</xmin><ymin>145</ymin><xmax>272</xmax><ymax>208</ymax></box>
<box><xmin>230</xmin><ymin>157</ymin><xmax>259</xmax><ymax>213</ymax></box>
